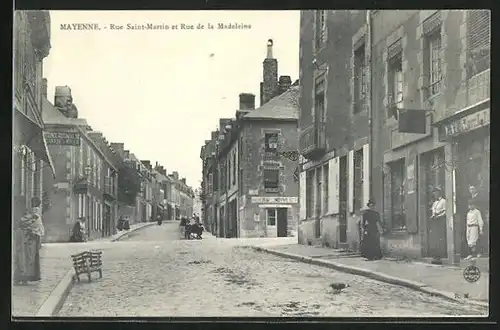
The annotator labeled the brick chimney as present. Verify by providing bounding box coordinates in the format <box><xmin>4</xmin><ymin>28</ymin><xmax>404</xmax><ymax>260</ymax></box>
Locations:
<box><xmin>41</xmin><ymin>78</ymin><xmax>48</xmax><ymax>98</ymax></box>
<box><xmin>239</xmin><ymin>93</ymin><xmax>255</xmax><ymax>110</ymax></box>
<box><xmin>172</xmin><ymin>171</ymin><xmax>179</xmax><ymax>180</ymax></box>
<box><xmin>278</xmin><ymin>75</ymin><xmax>292</xmax><ymax>94</ymax></box>
<box><xmin>181</xmin><ymin>178</ymin><xmax>186</xmax><ymax>184</ymax></box>
<box><xmin>260</xmin><ymin>39</ymin><xmax>278</xmax><ymax>106</ymax></box>
<box><xmin>110</xmin><ymin>143</ymin><xmax>125</xmax><ymax>158</ymax></box>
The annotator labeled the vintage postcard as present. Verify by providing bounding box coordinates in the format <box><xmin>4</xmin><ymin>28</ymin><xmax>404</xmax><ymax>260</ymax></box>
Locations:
<box><xmin>12</xmin><ymin>9</ymin><xmax>489</xmax><ymax>318</ymax></box>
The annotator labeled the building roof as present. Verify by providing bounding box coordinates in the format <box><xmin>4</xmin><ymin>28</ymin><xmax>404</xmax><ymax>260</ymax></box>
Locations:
<box><xmin>243</xmin><ymin>85</ymin><xmax>299</xmax><ymax>121</ymax></box>
<box><xmin>42</xmin><ymin>98</ymin><xmax>89</xmax><ymax>127</ymax></box>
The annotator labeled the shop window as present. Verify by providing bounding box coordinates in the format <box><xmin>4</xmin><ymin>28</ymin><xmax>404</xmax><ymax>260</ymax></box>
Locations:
<box><xmin>266</xmin><ymin>208</ymin><xmax>277</xmax><ymax>226</ymax></box>
<box><xmin>353</xmin><ymin>149</ymin><xmax>364</xmax><ymax>211</ymax></box>
<box><xmin>390</xmin><ymin>159</ymin><xmax>406</xmax><ymax>231</ymax></box>
<box><xmin>306</xmin><ymin>170</ymin><xmax>314</xmax><ymax>218</ymax></box>
<box><xmin>354</xmin><ymin>45</ymin><xmax>366</xmax><ymax>113</ymax></box>
<box><xmin>264</xmin><ymin>169</ymin><xmax>279</xmax><ymax>191</ymax></box>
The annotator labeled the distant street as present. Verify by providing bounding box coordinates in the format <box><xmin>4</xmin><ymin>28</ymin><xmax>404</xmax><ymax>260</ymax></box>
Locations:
<box><xmin>57</xmin><ymin>223</ymin><xmax>487</xmax><ymax>317</ymax></box>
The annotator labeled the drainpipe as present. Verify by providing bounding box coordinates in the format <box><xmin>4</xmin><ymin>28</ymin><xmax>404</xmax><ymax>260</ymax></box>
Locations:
<box><xmin>366</xmin><ymin>10</ymin><xmax>374</xmax><ymax>200</ymax></box>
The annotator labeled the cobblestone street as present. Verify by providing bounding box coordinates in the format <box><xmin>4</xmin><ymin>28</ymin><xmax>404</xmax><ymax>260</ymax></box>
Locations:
<box><xmin>58</xmin><ymin>223</ymin><xmax>488</xmax><ymax>317</ymax></box>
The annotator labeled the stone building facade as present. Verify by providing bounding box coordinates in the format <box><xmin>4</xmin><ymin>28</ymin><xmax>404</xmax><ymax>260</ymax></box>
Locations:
<box><xmin>201</xmin><ymin>40</ymin><xmax>299</xmax><ymax>238</ymax></box>
<box><xmin>298</xmin><ymin>10</ymin><xmax>369</xmax><ymax>249</ymax></box>
<box><xmin>42</xmin><ymin>86</ymin><xmax>119</xmax><ymax>242</ymax></box>
<box><xmin>13</xmin><ymin>10</ymin><xmax>56</xmax><ymax>232</ymax></box>
<box><xmin>370</xmin><ymin>10</ymin><xmax>490</xmax><ymax>263</ymax></box>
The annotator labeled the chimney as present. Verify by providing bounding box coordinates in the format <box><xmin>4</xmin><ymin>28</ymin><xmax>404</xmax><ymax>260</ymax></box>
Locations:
<box><xmin>278</xmin><ymin>76</ymin><xmax>292</xmax><ymax>94</ymax></box>
<box><xmin>261</xmin><ymin>39</ymin><xmax>278</xmax><ymax>106</ymax></box>
<box><xmin>181</xmin><ymin>178</ymin><xmax>186</xmax><ymax>184</ymax></box>
<box><xmin>141</xmin><ymin>160</ymin><xmax>151</xmax><ymax>170</ymax></box>
<box><xmin>239</xmin><ymin>93</ymin><xmax>255</xmax><ymax>110</ymax></box>
<box><xmin>110</xmin><ymin>143</ymin><xmax>125</xmax><ymax>158</ymax></box>
<box><xmin>172</xmin><ymin>171</ymin><xmax>179</xmax><ymax>180</ymax></box>
<box><xmin>124</xmin><ymin>150</ymin><xmax>130</xmax><ymax>159</ymax></box>
<box><xmin>41</xmin><ymin>78</ymin><xmax>48</xmax><ymax>98</ymax></box>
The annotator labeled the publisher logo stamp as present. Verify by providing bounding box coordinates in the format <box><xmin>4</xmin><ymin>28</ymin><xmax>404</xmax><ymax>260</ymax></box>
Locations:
<box><xmin>463</xmin><ymin>265</ymin><xmax>481</xmax><ymax>283</ymax></box>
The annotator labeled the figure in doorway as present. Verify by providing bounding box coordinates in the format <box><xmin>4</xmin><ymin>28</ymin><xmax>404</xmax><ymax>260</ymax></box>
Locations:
<box><xmin>359</xmin><ymin>199</ymin><xmax>383</xmax><ymax>261</ymax></box>
<box><xmin>465</xmin><ymin>199</ymin><xmax>484</xmax><ymax>260</ymax></box>
<box><xmin>469</xmin><ymin>185</ymin><xmax>488</xmax><ymax>256</ymax></box>
<box><xmin>429</xmin><ymin>187</ymin><xmax>447</xmax><ymax>263</ymax></box>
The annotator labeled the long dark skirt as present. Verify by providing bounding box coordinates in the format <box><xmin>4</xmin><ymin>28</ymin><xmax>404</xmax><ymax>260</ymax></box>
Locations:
<box><xmin>360</xmin><ymin>230</ymin><xmax>382</xmax><ymax>260</ymax></box>
<box><xmin>14</xmin><ymin>229</ymin><xmax>41</xmax><ymax>283</ymax></box>
<box><xmin>428</xmin><ymin>215</ymin><xmax>447</xmax><ymax>259</ymax></box>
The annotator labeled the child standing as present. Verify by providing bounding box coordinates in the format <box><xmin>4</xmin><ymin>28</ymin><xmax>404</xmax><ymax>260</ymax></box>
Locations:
<box><xmin>465</xmin><ymin>200</ymin><xmax>484</xmax><ymax>260</ymax></box>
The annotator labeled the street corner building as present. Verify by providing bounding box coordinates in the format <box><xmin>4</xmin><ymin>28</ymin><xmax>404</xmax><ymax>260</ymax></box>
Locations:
<box><xmin>200</xmin><ymin>39</ymin><xmax>300</xmax><ymax>238</ymax></box>
<box><xmin>13</xmin><ymin>10</ymin><xmax>57</xmax><ymax>232</ymax></box>
<box><xmin>298</xmin><ymin>10</ymin><xmax>490</xmax><ymax>264</ymax></box>
<box><xmin>41</xmin><ymin>86</ymin><xmax>120</xmax><ymax>242</ymax></box>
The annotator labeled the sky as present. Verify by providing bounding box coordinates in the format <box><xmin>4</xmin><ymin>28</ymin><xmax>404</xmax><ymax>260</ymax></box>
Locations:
<box><xmin>44</xmin><ymin>10</ymin><xmax>300</xmax><ymax>189</ymax></box>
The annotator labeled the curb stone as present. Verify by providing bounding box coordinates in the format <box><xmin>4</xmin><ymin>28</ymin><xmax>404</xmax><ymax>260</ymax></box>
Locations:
<box><xmin>252</xmin><ymin>246</ymin><xmax>489</xmax><ymax>308</ymax></box>
<box><xmin>35</xmin><ymin>222</ymin><xmax>156</xmax><ymax>316</ymax></box>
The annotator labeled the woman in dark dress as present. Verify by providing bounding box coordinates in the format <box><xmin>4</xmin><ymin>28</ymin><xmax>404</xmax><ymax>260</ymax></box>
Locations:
<box><xmin>70</xmin><ymin>217</ymin><xmax>87</xmax><ymax>242</ymax></box>
<box><xmin>359</xmin><ymin>199</ymin><xmax>383</xmax><ymax>261</ymax></box>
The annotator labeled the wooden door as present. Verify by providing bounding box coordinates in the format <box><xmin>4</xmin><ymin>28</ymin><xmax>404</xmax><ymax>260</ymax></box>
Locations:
<box><xmin>277</xmin><ymin>208</ymin><xmax>288</xmax><ymax>237</ymax></box>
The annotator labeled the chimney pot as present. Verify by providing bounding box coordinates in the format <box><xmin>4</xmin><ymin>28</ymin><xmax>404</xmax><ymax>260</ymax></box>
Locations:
<box><xmin>266</xmin><ymin>39</ymin><xmax>273</xmax><ymax>59</ymax></box>
<box><xmin>239</xmin><ymin>93</ymin><xmax>255</xmax><ymax>110</ymax></box>
<box><xmin>278</xmin><ymin>75</ymin><xmax>292</xmax><ymax>94</ymax></box>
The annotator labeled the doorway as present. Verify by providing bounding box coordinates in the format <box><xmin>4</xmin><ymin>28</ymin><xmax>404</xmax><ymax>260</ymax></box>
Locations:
<box><xmin>339</xmin><ymin>155</ymin><xmax>348</xmax><ymax>243</ymax></box>
<box><xmin>422</xmin><ymin>148</ymin><xmax>446</xmax><ymax>258</ymax></box>
<box><xmin>103</xmin><ymin>204</ymin><xmax>111</xmax><ymax>237</ymax></box>
<box><xmin>277</xmin><ymin>208</ymin><xmax>288</xmax><ymax>237</ymax></box>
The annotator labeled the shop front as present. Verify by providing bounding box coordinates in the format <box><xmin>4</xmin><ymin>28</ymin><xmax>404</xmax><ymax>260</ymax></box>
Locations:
<box><xmin>435</xmin><ymin>103</ymin><xmax>490</xmax><ymax>259</ymax></box>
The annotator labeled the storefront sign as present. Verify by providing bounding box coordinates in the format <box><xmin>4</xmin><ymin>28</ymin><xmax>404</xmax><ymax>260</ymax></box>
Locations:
<box><xmin>44</xmin><ymin>132</ymin><xmax>80</xmax><ymax>146</ymax></box>
<box><xmin>438</xmin><ymin>108</ymin><xmax>490</xmax><ymax>141</ymax></box>
<box><xmin>251</xmin><ymin>196</ymin><xmax>298</xmax><ymax>204</ymax></box>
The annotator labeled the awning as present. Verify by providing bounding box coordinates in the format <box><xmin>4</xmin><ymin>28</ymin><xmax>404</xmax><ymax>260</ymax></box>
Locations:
<box><xmin>14</xmin><ymin>110</ymin><xmax>56</xmax><ymax>178</ymax></box>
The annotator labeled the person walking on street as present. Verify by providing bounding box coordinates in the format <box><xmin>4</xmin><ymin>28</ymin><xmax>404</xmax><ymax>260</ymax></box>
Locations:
<box><xmin>359</xmin><ymin>199</ymin><xmax>383</xmax><ymax>261</ymax></box>
<box><xmin>429</xmin><ymin>187</ymin><xmax>447</xmax><ymax>263</ymax></box>
<box><xmin>465</xmin><ymin>199</ymin><xmax>484</xmax><ymax>260</ymax></box>
<box><xmin>469</xmin><ymin>185</ymin><xmax>488</xmax><ymax>256</ymax></box>
<box><xmin>14</xmin><ymin>197</ymin><xmax>44</xmax><ymax>285</ymax></box>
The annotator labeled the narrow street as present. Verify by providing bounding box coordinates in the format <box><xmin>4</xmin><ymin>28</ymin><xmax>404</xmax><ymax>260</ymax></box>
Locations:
<box><xmin>58</xmin><ymin>224</ymin><xmax>487</xmax><ymax>317</ymax></box>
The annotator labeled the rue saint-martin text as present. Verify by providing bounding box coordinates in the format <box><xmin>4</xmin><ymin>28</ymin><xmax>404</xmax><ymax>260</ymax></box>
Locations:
<box><xmin>60</xmin><ymin>22</ymin><xmax>252</xmax><ymax>31</ymax></box>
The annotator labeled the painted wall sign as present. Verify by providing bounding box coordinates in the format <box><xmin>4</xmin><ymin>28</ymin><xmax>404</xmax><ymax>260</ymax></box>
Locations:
<box><xmin>251</xmin><ymin>196</ymin><xmax>298</xmax><ymax>204</ymax></box>
<box><xmin>438</xmin><ymin>108</ymin><xmax>490</xmax><ymax>141</ymax></box>
<box><xmin>44</xmin><ymin>132</ymin><xmax>80</xmax><ymax>146</ymax></box>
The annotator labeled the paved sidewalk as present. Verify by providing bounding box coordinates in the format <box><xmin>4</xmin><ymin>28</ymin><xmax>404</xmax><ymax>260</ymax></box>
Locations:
<box><xmin>253</xmin><ymin>244</ymin><xmax>489</xmax><ymax>306</ymax></box>
<box><xmin>11</xmin><ymin>222</ymin><xmax>155</xmax><ymax>317</ymax></box>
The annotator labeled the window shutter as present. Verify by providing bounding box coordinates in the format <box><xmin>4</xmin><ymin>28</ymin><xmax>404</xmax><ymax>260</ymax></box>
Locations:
<box><xmin>467</xmin><ymin>10</ymin><xmax>490</xmax><ymax>51</ymax></box>
<box><xmin>363</xmin><ymin>143</ymin><xmax>370</xmax><ymax>206</ymax></box>
<box><xmin>348</xmin><ymin>150</ymin><xmax>354</xmax><ymax>213</ymax></box>
<box><xmin>382</xmin><ymin>167</ymin><xmax>392</xmax><ymax>229</ymax></box>
<box><xmin>299</xmin><ymin>171</ymin><xmax>306</xmax><ymax>220</ymax></box>
<box><xmin>328</xmin><ymin>157</ymin><xmax>339</xmax><ymax>214</ymax></box>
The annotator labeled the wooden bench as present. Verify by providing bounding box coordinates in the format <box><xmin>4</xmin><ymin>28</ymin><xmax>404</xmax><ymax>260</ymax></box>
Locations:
<box><xmin>71</xmin><ymin>250</ymin><xmax>103</xmax><ymax>282</ymax></box>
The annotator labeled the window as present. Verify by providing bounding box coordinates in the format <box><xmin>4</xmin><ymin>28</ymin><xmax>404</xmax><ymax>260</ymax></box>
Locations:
<box><xmin>353</xmin><ymin>149</ymin><xmax>364</xmax><ymax>211</ymax></box>
<box><xmin>232</xmin><ymin>153</ymin><xmax>236</xmax><ymax>186</ymax></box>
<box><xmin>314</xmin><ymin>78</ymin><xmax>326</xmax><ymax>125</ymax></box>
<box><xmin>323</xmin><ymin>163</ymin><xmax>329</xmax><ymax>214</ymax></box>
<box><xmin>388</xmin><ymin>52</ymin><xmax>403</xmax><ymax>119</ymax></box>
<box><xmin>266</xmin><ymin>208</ymin><xmax>277</xmax><ymax>226</ymax></box>
<box><xmin>14</xmin><ymin>13</ymin><xmax>24</xmax><ymax>98</ymax></box>
<box><xmin>264</xmin><ymin>168</ymin><xmax>279</xmax><ymax>190</ymax></box>
<box><xmin>306</xmin><ymin>170</ymin><xmax>314</xmax><ymax>218</ymax></box>
<box><xmin>354</xmin><ymin>45</ymin><xmax>366</xmax><ymax>113</ymax></box>
<box><xmin>265</xmin><ymin>133</ymin><xmax>279</xmax><ymax>153</ymax></box>
<box><xmin>390</xmin><ymin>159</ymin><xmax>406</xmax><ymax>231</ymax></box>
<box><xmin>208</xmin><ymin>173</ymin><xmax>213</xmax><ymax>194</ymax></box>
<box><xmin>467</xmin><ymin>10</ymin><xmax>490</xmax><ymax>77</ymax></box>
<box><xmin>427</xmin><ymin>31</ymin><xmax>442</xmax><ymax>96</ymax></box>
<box><xmin>227</xmin><ymin>158</ymin><xmax>231</xmax><ymax>189</ymax></box>
<box><xmin>315</xmin><ymin>10</ymin><xmax>326</xmax><ymax>50</ymax></box>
